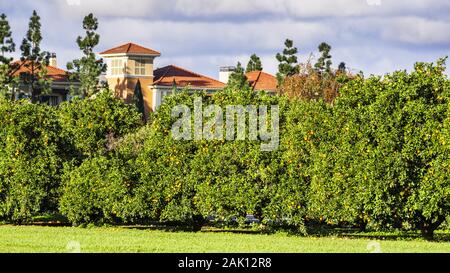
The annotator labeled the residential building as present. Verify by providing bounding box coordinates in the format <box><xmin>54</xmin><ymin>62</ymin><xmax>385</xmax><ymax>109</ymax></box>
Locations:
<box><xmin>9</xmin><ymin>57</ymin><xmax>79</xmax><ymax>105</ymax></box>
<box><xmin>99</xmin><ymin>43</ymin><xmax>226</xmax><ymax>118</ymax></box>
<box><xmin>152</xmin><ymin>64</ymin><xmax>225</xmax><ymax>111</ymax></box>
<box><xmin>245</xmin><ymin>70</ymin><xmax>277</xmax><ymax>93</ymax></box>
<box><xmin>8</xmin><ymin>42</ymin><xmax>278</xmax><ymax>116</ymax></box>
<box><xmin>99</xmin><ymin>42</ymin><xmax>161</xmax><ymax>118</ymax></box>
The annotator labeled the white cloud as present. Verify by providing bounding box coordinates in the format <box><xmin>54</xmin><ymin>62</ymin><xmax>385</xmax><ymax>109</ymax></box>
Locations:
<box><xmin>98</xmin><ymin>18</ymin><xmax>333</xmax><ymax>55</ymax></box>
<box><xmin>51</xmin><ymin>0</ymin><xmax>450</xmax><ymax>18</ymax></box>
<box><xmin>381</xmin><ymin>17</ymin><xmax>450</xmax><ymax>45</ymax></box>
<box><xmin>2</xmin><ymin>0</ymin><xmax>449</xmax><ymax>77</ymax></box>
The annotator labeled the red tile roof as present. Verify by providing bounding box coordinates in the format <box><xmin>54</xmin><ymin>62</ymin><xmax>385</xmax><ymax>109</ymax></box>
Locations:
<box><xmin>10</xmin><ymin>60</ymin><xmax>71</xmax><ymax>82</ymax></box>
<box><xmin>100</xmin><ymin>42</ymin><xmax>161</xmax><ymax>56</ymax></box>
<box><xmin>154</xmin><ymin>65</ymin><xmax>225</xmax><ymax>89</ymax></box>
<box><xmin>246</xmin><ymin>70</ymin><xmax>277</xmax><ymax>92</ymax></box>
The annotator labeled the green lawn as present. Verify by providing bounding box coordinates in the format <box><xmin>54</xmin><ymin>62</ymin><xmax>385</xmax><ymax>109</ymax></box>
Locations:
<box><xmin>0</xmin><ymin>225</ymin><xmax>450</xmax><ymax>253</ymax></box>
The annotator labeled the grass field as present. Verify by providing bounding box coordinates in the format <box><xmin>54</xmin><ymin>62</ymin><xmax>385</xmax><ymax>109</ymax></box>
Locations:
<box><xmin>1</xmin><ymin>225</ymin><xmax>450</xmax><ymax>253</ymax></box>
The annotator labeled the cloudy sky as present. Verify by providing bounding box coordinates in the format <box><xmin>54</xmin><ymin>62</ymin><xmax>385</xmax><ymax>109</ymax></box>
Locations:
<box><xmin>1</xmin><ymin>0</ymin><xmax>449</xmax><ymax>79</ymax></box>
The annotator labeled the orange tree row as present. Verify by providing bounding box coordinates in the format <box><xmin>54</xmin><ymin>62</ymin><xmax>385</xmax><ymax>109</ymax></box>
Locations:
<box><xmin>0</xmin><ymin>59</ymin><xmax>449</xmax><ymax>239</ymax></box>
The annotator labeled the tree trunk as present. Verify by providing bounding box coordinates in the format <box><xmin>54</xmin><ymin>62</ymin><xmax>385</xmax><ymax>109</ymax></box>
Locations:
<box><xmin>10</xmin><ymin>89</ymin><xmax>15</xmax><ymax>101</ymax></box>
<box><xmin>31</xmin><ymin>87</ymin><xmax>38</xmax><ymax>103</ymax></box>
<box><xmin>192</xmin><ymin>215</ymin><xmax>206</xmax><ymax>232</ymax></box>
<box><xmin>420</xmin><ymin>227</ymin><xmax>434</xmax><ymax>241</ymax></box>
<box><xmin>419</xmin><ymin>216</ymin><xmax>445</xmax><ymax>241</ymax></box>
<box><xmin>31</xmin><ymin>85</ymin><xmax>39</xmax><ymax>104</ymax></box>
<box><xmin>357</xmin><ymin>218</ymin><xmax>367</xmax><ymax>232</ymax></box>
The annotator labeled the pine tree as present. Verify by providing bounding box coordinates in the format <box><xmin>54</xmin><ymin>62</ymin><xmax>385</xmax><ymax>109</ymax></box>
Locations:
<box><xmin>67</xmin><ymin>13</ymin><xmax>107</xmax><ymax>97</ymax></box>
<box><xmin>133</xmin><ymin>79</ymin><xmax>145</xmax><ymax>120</ymax></box>
<box><xmin>338</xmin><ymin>62</ymin><xmax>346</xmax><ymax>73</ymax></box>
<box><xmin>276</xmin><ymin>39</ymin><xmax>299</xmax><ymax>85</ymax></box>
<box><xmin>0</xmin><ymin>13</ymin><xmax>15</xmax><ymax>64</ymax></box>
<box><xmin>245</xmin><ymin>54</ymin><xmax>263</xmax><ymax>73</ymax></box>
<box><xmin>19</xmin><ymin>10</ymin><xmax>51</xmax><ymax>103</ymax></box>
<box><xmin>227</xmin><ymin>62</ymin><xmax>249</xmax><ymax>90</ymax></box>
<box><xmin>336</xmin><ymin>62</ymin><xmax>350</xmax><ymax>84</ymax></box>
<box><xmin>0</xmin><ymin>13</ymin><xmax>16</xmax><ymax>99</ymax></box>
<box><xmin>315</xmin><ymin>42</ymin><xmax>332</xmax><ymax>75</ymax></box>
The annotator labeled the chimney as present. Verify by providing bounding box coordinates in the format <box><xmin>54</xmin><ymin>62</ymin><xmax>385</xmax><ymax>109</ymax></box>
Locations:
<box><xmin>49</xmin><ymin>53</ymin><xmax>57</xmax><ymax>67</ymax></box>
<box><xmin>219</xmin><ymin>66</ymin><xmax>236</xmax><ymax>84</ymax></box>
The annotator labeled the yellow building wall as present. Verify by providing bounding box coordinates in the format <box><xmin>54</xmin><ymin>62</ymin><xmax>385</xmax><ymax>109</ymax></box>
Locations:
<box><xmin>106</xmin><ymin>76</ymin><xmax>154</xmax><ymax>120</ymax></box>
<box><xmin>103</xmin><ymin>56</ymin><xmax>156</xmax><ymax>121</ymax></box>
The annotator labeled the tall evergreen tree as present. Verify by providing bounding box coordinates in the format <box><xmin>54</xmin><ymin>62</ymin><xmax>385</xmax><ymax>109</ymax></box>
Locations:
<box><xmin>315</xmin><ymin>42</ymin><xmax>332</xmax><ymax>75</ymax></box>
<box><xmin>227</xmin><ymin>62</ymin><xmax>249</xmax><ymax>90</ymax></box>
<box><xmin>245</xmin><ymin>53</ymin><xmax>263</xmax><ymax>73</ymax></box>
<box><xmin>0</xmin><ymin>13</ymin><xmax>16</xmax><ymax>99</ymax></box>
<box><xmin>133</xmin><ymin>79</ymin><xmax>145</xmax><ymax>120</ymax></box>
<box><xmin>67</xmin><ymin>13</ymin><xmax>107</xmax><ymax>97</ymax></box>
<box><xmin>338</xmin><ymin>62</ymin><xmax>346</xmax><ymax>73</ymax></box>
<box><xmin>19</xmin><ymin>10</ymin><xmax>51</xmax><ymax>103</ymax></box>
<box><xmin>276</xmin><ymin>39</ymin><xmax>299</xmax><ymax>85</ymax></box>
<box><xmin>0</xmin><ymin>13</ymin><xmax>15</xmax><ymax>64</ymax></box>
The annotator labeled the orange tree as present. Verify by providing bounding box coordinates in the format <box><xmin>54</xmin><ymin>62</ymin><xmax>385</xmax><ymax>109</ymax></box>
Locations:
<box><xmin>59</xmin><ymin>91</ymin><xmax>204</xmax><ymax>226</ymax></box>
<box><xmin>58</xmin><ymin>58</ymin><xmax>450</xmax><ymax>239</ymax></box>
<box><xmin>0</xmin><ymin>92</ymin><xmax>142</xmax><ymax>223</ymax></box>
<box><xmin>308</xmin><ymin>58</ymin><xmax>450</xmax><ymax>239</ymax></box>
<box><xmin>59</xmin><ymin>87</ymin><xmax>306</xmax><ymax>231</ymax></box>
<box><xmin>0</xmin><ymin>100</ymin><xmax>61</xmax><ymax>222</ymax></box>
<box><xmin>57</xmin><ymin>91</ymin><xmax>143</xmax><ymax>161</ymax></box>
<box><xmin>188</xmin><ymin>87</ymin><xmax>302</xmax><ymax>230</ymax></box>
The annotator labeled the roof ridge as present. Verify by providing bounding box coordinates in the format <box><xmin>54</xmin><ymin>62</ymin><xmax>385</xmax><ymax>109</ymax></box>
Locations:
<box><xmin>153</xmin><ymin>65</ymin><xmax>172</xmax><ymax>84</ymax></box>
<box><xmin>153</xmin><ymin>64</ymin><xmax>225</xmax><ymax>88</ymax></box>
<box><xmin>47</xmin><ymin>65</ymin><xmax>68</xmax><ymax>73</ymax></box>
<box><xmin>10</xmin><ymin>60</ymin><xmax>68</xmax><ymax>73</ymax></box>
<box><xmin>259</xmin><ymin>70</ymin><xmax>274</xmax><ymax>77</ymax></box>
<box><xmin>100</xmin><ymin>42</ymin><xmax>160</xmax><ymax>55</ymax></box>
<box><xmin>168</xmin><ymin>64</ymin><xmax>224</xmax><ymax>84</ymax></box>
<box><xmin>107</xmin><ymin>43</ymin><xmax>124</xmax><ymax>52</ymax></box>
<box><xmin>9</xmin><ymin>60</ymin><xmax>71</xmax><ymax>81</ymax></box>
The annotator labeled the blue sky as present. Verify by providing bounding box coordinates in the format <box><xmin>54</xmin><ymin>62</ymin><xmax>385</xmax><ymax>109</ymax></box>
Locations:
<box><xmin>1</xmin><ymin>0</ymin><xmax>449</xmax><ymax>79</ymax></box>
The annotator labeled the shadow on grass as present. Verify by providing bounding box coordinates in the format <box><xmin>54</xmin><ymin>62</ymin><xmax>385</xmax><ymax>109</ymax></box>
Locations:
<box><xmin>339</xmin><ymin>232</ymin><xmax>450</xmax><ymax>242</ymax></box>
<box><xmin>15</xmin><ymin>213</ymin><xmax>450</xmax><ymax>242</ymax></box>
<box><xmin>305</xmin><ymin>226</ymin><xmax>450</xmax><ymax>242</ymax></box>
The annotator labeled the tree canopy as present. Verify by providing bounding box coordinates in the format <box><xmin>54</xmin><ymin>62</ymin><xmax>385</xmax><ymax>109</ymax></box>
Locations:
<box><xmin>276</xmin><ymin>39</ymin><xmax>299</xmax><ymax>85</ymax></box>
<box><xmin>246</xmin><ymin>54</ymin><xmax>263</xmax><ymax>73</ymax></box>
<box><xmin>67</xmin><ymin>13</ymin><xmax>107</xmax><ymax>97</ymax></box>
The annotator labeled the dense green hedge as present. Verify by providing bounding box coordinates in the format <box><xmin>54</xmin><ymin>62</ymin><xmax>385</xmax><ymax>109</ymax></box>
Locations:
<box><xmin>0</xmin><ymin>101</ymin><xmax>61</xmax><ymax>222</ymax></box>
<box><xmin>0</xmin><ymin>91</ymin><xmax>142</xmax><ymax>222</ymax></box>
<box><xmin>1</xmin><ymin>60</ymin><xmax>449</xmax><ymax>239</ymax></box>
<box><xmin>58</xmin><ymin>92</ymin><xmax>144</xmax><ymax>161</ymax></box>
<box><xmin>59</xmin><ymin>90</ymin><xmax>299</xmax><ymax>231</ymax></box>
<box><xmin>305</xmin><ymin>59</ymin><xmax>450</xmax><ymax>238</ymax></box>
<box><xmin>59</xmin><ymin>60</ymin><xmax>449</xmax><ymax>239</ymax></box>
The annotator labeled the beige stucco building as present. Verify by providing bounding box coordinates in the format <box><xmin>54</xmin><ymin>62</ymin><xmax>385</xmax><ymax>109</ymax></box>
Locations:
<box><xmin>100</xmin><ymin>42</ymin><xmax>279</xmax><ymax>120</ymax></box>
<box><xmin>99</xmin><ymin>43</ymin><xmax>160</xmax><ymax>119</ymax></box>
<box><xmin>99</xmin><ymin>42</ymin><xmax>225</xmax><ymax>119</ymax></box>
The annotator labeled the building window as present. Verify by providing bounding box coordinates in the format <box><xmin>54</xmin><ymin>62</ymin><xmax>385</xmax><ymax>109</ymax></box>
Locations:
<box><xmin>111</xmin><ymin>59</ymin><xmax>124</xmax><ymax>75</ymax></box>
<box><xmin>39</xmin><ymin>95</ymin><xmax>61</xmax><ymax>106</ymax></box>
<box><xmin>134</xmin><ymin>58</ymin><xmax>147</xmax><ymax>76</ymax></box>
